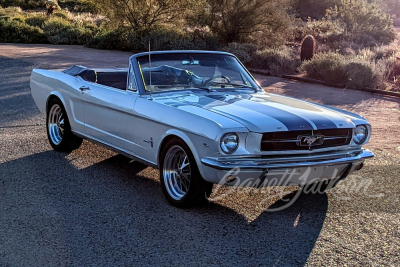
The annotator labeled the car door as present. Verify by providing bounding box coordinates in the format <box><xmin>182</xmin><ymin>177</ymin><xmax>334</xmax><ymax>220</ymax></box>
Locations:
<box><xmin>80</xmin><ymin>67</ymin><xmax>143</xmax><ymax>155</ymax></box>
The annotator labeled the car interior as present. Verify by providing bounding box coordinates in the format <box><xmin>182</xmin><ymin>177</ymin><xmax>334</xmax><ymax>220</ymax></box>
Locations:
<box><xmin>63</xmin><ymin>65</ymin><xmax>128</xmax><ymax>90</ymax></box>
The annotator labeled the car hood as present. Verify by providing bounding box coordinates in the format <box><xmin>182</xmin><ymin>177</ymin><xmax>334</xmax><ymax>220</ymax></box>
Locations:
<box><xmin>154</xmin><ymin>91</ymin><xmax>367</xmax><ymax>133</ymax></box>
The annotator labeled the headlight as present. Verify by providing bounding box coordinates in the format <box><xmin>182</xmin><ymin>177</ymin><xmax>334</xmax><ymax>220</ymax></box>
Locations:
<box><xmin>353</xmin><ymin>125</ymin><xmax>368</xmax><ymax>145</ymax></box>
<box><xmin>220</xmin><ymin>133</ymin><xmax>239</xmax><ymax>154</ymax></box>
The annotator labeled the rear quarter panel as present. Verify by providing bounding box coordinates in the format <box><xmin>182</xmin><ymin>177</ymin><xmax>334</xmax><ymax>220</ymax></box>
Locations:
<box><xmin>30</xmin><ymin>69</ymin><xmax>85</xmax><ymax>133</ymax></box>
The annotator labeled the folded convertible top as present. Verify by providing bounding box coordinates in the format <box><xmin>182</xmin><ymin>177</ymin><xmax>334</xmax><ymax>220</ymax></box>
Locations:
<box><xmin>63</xmin><ymin>65</ymin><xmax>97</xmax><ymax>83</ymax></box>
<box><xmin>63</xmin><ymin>65</ymin><xmax>129</xmax><ymax>90</ymax></box>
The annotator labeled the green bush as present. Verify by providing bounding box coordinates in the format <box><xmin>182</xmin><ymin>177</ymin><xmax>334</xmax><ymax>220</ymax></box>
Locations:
<box><xmin>0</xmin><ymin>6</ymin><xmax>23</xmax><ymax>17</ymax></box>
<box><xmin>374</xmin><ymin>56</ymin><xmax>400</xmax><ymax>89</ymax></box>
<box><xmin>299</xmin><ymin>51</ymin><xmax>381</xmax><ymax>89</ymax></box>
<box><xmin>25</xmin><ymin>14</ymin><xmax>47</xmax><ymax>29</ymax></box>
<box><xmin>53</xmin><ymin>10</ymin><xmax>69</xmax><ymax>20</ymax></box>
<box><xmin>346</xmin><ymin>59</ymin><xmax>377</xmax><ymax>89</ymax></box>
<box><xmin>302</xmin><ymin>18</ymin><xmax>345</xmax><ymax>43</ymax></box>
<box><xmin>59</xmin><ymin>0</ymin><xmax>100</xmax><ymax>13</ymax></box>
<box><xmin>125</xmin><ymin>27</ymin><xmax>219</xmax><ymax>52</ymax></box>
<box><xmin>86</xmin><ymin>27</ymin><xmax>130</xmax><ymax>50</ymax></box>
<box><xmin>0</xmin><ymin>0</ymin><xmax>46</xmax><ymax>9</ymax></box>
<box><xmin>295</xmin><ymin>0</ymin><xmax>341</xmax><ymax>19</ymax></box>
<box><xmin>0</xmin><ymin>18</ymin><xmax>48</xmax><ymax>43</ymax></box>
<box><xmin>299</xmin><ymin>52</ymin><xmax>349</xmax><ymax>85</ymax></box>
<box><xmin>43</xmin><ymin>17</ymin><xmax>92</xmax><ymax>44</ymax></box>
<box><xmin>249</xmin><ymin>46</ymin><xmax>300</xmax><ymax>75</ymax></box>
<box><xmin>326</xmin><ymin>0</ymin><xmax>396</xmax><ymax>45</ymax></box>
<box><xmin>223</xmin><ymin>42</ymin><xmax>257</xmax><ymax>64</ymax></box>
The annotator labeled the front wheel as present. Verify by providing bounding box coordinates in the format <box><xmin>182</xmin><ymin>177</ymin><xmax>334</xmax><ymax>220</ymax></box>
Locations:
<box><xmin>46</xmin><ymin>98</ymin><xmax>82</xmax><ymax>152</ymax></box>
<box><xmin>160</xmin><ymin>139</ymin><xmax>213</xmax><ymax>208</ymax></box>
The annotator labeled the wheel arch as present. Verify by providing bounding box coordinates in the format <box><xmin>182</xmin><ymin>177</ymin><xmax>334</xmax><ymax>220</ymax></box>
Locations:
<box><xmin>46</xmin><ymin>92</ymin><xmax>66</xmax><ymax>113</ymax></box>
<box><xmin>157</xmin><ymin>130</ymin><xmax>204</xmax><ymax>177</ymax></box>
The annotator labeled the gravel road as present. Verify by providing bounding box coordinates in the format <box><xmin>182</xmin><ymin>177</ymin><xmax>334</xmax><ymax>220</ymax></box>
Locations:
<box><xmin>0</xmin><ymin>44</ymin><xmax>399</xmax><ymax>266</ymax></box>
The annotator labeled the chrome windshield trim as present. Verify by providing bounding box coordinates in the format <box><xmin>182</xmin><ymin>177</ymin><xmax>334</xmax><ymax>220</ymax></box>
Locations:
<box><xmin>201</xmin><ymin>149</ymin><xmax>374</xmax><ymax>170</ymax></box>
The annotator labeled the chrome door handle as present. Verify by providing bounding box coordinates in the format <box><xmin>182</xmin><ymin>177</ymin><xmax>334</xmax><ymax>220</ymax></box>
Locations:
<box><xmin>79</xmin><ymin>86</ymin><xmax>90</xmax><ymax>91</ymax></box>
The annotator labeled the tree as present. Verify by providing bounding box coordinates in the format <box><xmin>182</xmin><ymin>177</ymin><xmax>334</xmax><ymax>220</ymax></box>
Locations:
<box><xmin>92</xmin><ymin>0</ymin><xmax>193</xmax><ymax>31</ymax></box>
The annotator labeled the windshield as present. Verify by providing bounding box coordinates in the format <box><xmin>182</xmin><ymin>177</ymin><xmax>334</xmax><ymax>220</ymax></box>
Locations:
<box><xmin>135</xmin><ymin>53</ymin><xmax>260</xmax><ymax>93</ymax></box>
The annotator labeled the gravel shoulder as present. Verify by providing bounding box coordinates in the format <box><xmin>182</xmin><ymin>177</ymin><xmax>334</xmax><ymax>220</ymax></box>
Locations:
<box><xmin>0</xmin><ymin>44</ymin><xmax>399</xmax><ymax>266</ymax></box>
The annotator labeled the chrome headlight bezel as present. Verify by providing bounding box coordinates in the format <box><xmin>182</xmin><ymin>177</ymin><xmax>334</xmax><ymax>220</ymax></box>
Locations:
<box><xmin>353</xmin><ymin>125</ymin><xmax>369</xmax><ymax>145</ymax></box>
<box><xmin>220</xmin><ymin>132</ymin><xmax>239</xmax><ymax>154</ymax></box>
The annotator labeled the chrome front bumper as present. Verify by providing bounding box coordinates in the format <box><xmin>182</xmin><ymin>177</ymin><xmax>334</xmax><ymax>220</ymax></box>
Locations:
<box><xmin>200</xmin><ymin>149</ymin><xmax>374</xmax><ymax>186</ymax></box>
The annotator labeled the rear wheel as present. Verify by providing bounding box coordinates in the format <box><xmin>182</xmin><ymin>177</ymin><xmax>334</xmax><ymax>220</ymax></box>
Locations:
<box><xmin>47</xmin><ymin>98</ymin><xmax>82</xmax><ymax>152</ymax></box>
<box><xmin>160</xmin><ymin>138</ymin><xmax>213</xmax><ymax>208</ymax></box>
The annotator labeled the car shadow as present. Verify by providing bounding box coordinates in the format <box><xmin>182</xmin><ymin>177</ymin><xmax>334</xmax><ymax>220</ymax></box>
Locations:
<box><xmin>0</xmin><ymin>151</ymin><xmax>327</xmax><ymax>266</ymax></box>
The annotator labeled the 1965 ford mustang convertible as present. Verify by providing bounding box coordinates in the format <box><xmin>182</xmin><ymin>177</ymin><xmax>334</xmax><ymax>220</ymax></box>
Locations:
<box><xmin>30</xmin><ymin>50</ymin><xmax>374</xmax><ymax>207</ymax></box>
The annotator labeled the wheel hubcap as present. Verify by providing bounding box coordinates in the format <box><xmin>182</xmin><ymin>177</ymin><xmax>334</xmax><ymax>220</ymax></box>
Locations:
<box><xmin>48</xmin><ymin>104</ymin><xmax>64</xmax><ymax>145</ymax></box>
<box><xmin>163</xmin><ymin>145</ymin><xmax>191</xmax><ymax>200</ymax></box>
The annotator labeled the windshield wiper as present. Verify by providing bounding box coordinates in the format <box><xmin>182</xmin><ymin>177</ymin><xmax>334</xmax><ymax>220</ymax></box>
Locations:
<box><xmin>207</xmin><ymin>82</ymin><xmax>258</xmax><ymax>92</ymax></box>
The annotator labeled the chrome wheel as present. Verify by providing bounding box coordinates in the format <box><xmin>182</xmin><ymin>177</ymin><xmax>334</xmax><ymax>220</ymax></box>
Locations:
<box><xmin>163</xmin><ymin>145</ymin><xmax>191</xmax><ymax>200</ymax></box>
<box><xmin>48</xmin><ymin>104</ymin><xmax>65</xmax><ymax>145</ymax></box>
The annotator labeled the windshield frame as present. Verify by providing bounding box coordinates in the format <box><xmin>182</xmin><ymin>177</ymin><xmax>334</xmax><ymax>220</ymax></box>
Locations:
<box><xmin>129</xmin><ymin>51</ymin><xmax>262</xmax><ymax>95</ymax></box>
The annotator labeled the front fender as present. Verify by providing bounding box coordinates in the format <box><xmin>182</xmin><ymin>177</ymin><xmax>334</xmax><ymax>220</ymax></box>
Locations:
<box><xmin>157</xmin><ymin>129</ymin><xmax>216</xmax><ymax>181</ymax></box>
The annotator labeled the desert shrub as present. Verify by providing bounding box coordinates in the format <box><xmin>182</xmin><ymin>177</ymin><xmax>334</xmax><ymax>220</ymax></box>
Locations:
<box><xmin>300</xmin><ymin>51</ymin><xmax>383</xmax><ymax>89</ymax></box>
<box><xmin>10</xmin><ymin>14</ymin><xmax>25</xmax><ymax>22</ymax></box>
<box><xmin>127</xmin><ymin>26</ymin><xmax>219</xmax><ymax>52</ymax></box>
<box><xmin>326</xmin><ymin>0</ymin><xmax>395</xmax><ymax>45</ymax></box>
<box><xmin>59</xmin><ymin>0</ymin><xmax>99</xmax><ymax>13</ymax></box>
<box><xmin>299</xmin><ymin>52</ymin><xmax>348</xmax><ymax>85</ymax></box>
<box><xmin>373</xmin><ymin>44</ymin><xmax>400</xmax><ymax>60</ymax></box>
<box><xmin>148</xmin><ymin>27</ymin><xmax>211</xmax><ymax>51</ymax></box>
<box><xmin>195</xmin><ymin>0</ymin><xmax>293</xmax><ymax>47</ymax></box>
<box><xmin>375</xmin><ymin>56</ymin><xmax>400</xmax><ymax>88</ymax></box>
<box><xmin>249</xmin><ymin>46</ymin><xmax>300</xmax><ymax>75</ymax></box>
<box><xmin>86</xmin><ymin>27</ymin><xmax>130</xmax><ymax>50</ymax></box>
<box><xmin>346</xmin><ymin>59</ymin><xmax>378</xmax><ymax>89</ymax></box>
<box><xmin>316</xmin><ymin>43</ymin><xmax>331</xmax><ymax>53</ymax></box>
<box><xmin>223</xmin><ymin>43</ymin><xmax>257</xmax><ymax>64</ymax></box>
<box><xmin>43</xmin><ymin>16</ymin><xmax>92</xmax><ymax>44</ymax></box>
<box><xmin>53</xmin><ymin>10</ymin><xmax>69</xmax><ymax>20</ymax></box>
<box><xmin>294</xmin><ymin>0</ymin><xmax>341</xmax><ymax>19</ymax></box>
<box><xmin>302</xmin><ymin>17</ymin><xmax>345</xmax><ymax>43</ymax></box>
<box><xmin>25</xmin><ymin>14</ymin><xmax>47</xmax><ymax>28</ymax></box>
<box><xmin>0</xmin><ymin>0</ymin><xmax>46</xmax><ymax>9</ymax></box>
<box><xmin>87</xmin><ymin>25</ymin><xmax>219</xmax><ymax>52</ymax></box>
<box><xmin>0</xmin><ymin>6</ymin><xmax>23</xmax><ymax>18</ymax></box>
<box><xmin>327</xmin><ymin>40</ymin><xmax>361</xmax><ymax>54</ymax></box>
<box><xmin>0</xmin><ymin>18</ymin><xmax>48</xmax><ymax>43</ymax></box>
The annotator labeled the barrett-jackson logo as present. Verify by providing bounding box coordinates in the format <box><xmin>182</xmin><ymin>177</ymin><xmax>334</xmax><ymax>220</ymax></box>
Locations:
<box><xmin>298</xmin><ymin>135</ymin><xmax>325</xmax><ymax>147</ymax></box>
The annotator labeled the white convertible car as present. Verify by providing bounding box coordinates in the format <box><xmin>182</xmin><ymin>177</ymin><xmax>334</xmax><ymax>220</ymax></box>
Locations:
<box><xmin>30</xmin><ymin>51</ymin><xmax>373</xmax><ymax>207</ymax></box>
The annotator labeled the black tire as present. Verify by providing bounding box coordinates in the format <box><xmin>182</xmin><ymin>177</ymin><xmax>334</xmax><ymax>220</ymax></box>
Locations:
<box><xmin>301</xmin><ymin>178</ymin><xmax>341</xmax><ymax>194</ymax></box>
<box><xmin>160</xmin><ymin>138</ymin><xmax>213</xmax><ymax>208</ymax></box>
<box><xmin>46</xmin><ymin>98</ymin><xmax>83</xmax><ymax>152</ymax></box>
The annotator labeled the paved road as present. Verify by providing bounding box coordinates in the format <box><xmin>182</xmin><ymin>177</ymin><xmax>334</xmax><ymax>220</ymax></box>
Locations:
<box><xmin>0</xmin><ymin>44</ymin><xmax>399</xmax><ymax>266</ymax></box>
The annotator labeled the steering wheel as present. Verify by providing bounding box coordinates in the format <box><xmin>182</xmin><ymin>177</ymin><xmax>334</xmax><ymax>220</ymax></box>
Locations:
<box><xmin>203</xmin><ymin>75</ymin><xmax>231</xmax><ymax>86</ymax></box>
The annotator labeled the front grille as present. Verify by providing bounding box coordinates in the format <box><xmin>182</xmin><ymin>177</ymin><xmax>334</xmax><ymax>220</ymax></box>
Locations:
<box><xmin>261</xmin><ymin>128</ymin><xmax>352</xmax><ymax>151</ymax></box>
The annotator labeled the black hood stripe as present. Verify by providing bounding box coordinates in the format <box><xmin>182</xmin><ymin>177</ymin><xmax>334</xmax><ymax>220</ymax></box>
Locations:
<box><xmin>229</xmin><ymin>97</ymin><xmax>315</xmax><ymax>131</ymax></box>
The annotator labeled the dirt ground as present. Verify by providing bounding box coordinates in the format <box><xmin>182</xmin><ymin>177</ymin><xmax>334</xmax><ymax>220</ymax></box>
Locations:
<box><xmin>0</xmin><ymin>44</ymin><xmax>399</xmax><ymax>266</ymax></box>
